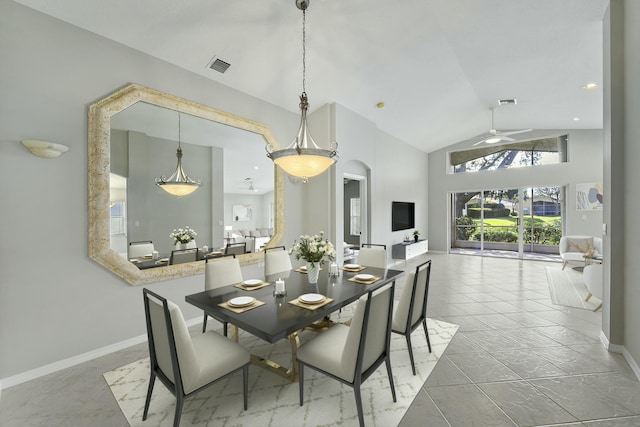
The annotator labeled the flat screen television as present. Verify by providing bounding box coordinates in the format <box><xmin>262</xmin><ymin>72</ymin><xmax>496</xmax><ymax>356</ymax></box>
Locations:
<box><xmin>392</xmin><ymin>201</ymin><xmax>415</xmax><ymax>231</ymax></box>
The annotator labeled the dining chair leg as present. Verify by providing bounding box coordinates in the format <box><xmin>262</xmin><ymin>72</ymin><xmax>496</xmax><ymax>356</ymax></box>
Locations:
<box><xmin>423</xmin><ymin>319</ymin><xmax>432</xmax><ymax>352</ymax></box>
<box><xmin>405</xmin><ymin>334</ymin><xmax>416</xmax><ymax>375</ymax></box>
<box><xmin>142</xmin><ymin>372</ymin><xmax>156</xmax><ymax>420</ymax></box>
<box><xmin>202</xmin><ymin>313</ymin><xmax>208</xmax><ymax>333</ymax></box>
<box><xmin>385</xmin><ymin>357</ymin><xmax>397</xmax><ymax>402</ymax></box>
<box><xmin>223</xmin><ymin>322</ymin><xmax>228</xmax><ymax>337</ymax></box>
<box><xmin>243</xmin><ymin>364</ymin><xmax>249</xmax><ymax>410</ymax></box>
<box><xmin>354</xmin><ymin>383</ymin><xmax>365</xmax><ymax>427</ymax></box>
<box><xmin>298</xmin><ymin>362</ymin><xmax>304</xmax><ymax>406</ymax></box>
<box><xmin>173</xmin><ymin>395</ymin><xmax>184</xmax><ymax>427</ymax></box>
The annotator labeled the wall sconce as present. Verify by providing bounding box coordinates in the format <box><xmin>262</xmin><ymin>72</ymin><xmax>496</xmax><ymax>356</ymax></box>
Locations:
<box><xmin>21</xmin><ymin>140</ymin><xmax>69</xmax><ymax>159</ymax></box>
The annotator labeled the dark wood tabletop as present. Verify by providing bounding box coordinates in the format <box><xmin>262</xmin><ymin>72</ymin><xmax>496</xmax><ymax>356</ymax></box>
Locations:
<box><xmin>185</xmin><ymin>266</ymin><xmax>404</xmax><ymax>343</ymax></box>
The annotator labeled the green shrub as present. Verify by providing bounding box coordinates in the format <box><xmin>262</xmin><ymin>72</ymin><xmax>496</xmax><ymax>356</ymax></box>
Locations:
<box><xmin>455</xmin><ymin>216</ymin><xmax>476</xmax><ymax>240</ymax></box>
<box><xmin>477</xmin><ymin>229</ymin><xmax>518</xmax><ymax>242</ymax></box>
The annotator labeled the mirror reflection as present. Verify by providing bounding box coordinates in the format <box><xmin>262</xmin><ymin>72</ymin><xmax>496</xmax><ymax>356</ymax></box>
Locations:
<box><xmin>88</xmin><ymin>84</ymin><xmax>284</xmax><ymax>285</ymax></box>
<box><xmin>109</xmin><ymin>102</ymin><xmax>275</xmax><ymax>267</ymax></box>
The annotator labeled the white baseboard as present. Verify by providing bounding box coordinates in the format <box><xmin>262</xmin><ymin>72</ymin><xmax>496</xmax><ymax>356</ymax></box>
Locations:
<box><xmin>0</xmin><ymin>317</ymin><xmax>202</xmax><ymax>393</ymax></box>
<box><xmin>600</xmin><ymin>331</ymin><xmax>640</xmax><ymax>381</ymax></box>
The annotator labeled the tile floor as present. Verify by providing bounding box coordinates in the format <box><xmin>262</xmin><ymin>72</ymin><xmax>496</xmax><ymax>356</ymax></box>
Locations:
<box><xmin>1</xmin><ymin>253</ymin><xmax>639</xmax><ymax>426</ymax></box>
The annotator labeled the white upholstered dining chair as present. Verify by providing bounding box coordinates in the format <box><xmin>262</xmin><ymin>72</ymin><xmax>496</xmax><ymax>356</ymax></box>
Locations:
<box><xmin>202</xmin><ymin>254</ymin><xmax>243</xmax><ymax>334</ymax></box>
<box><xmin>357</xmin><ymin>244</ymin><xmax>387</xmax><ymax>269</ymax></box>
<box><xmin>128</xmin><ymin>240</ymin><xmax>155</xmax><ymax>259</ymax></box>
<box><xmin>392</xmin><ymin>259</ymin><xmax>432</xmax><ymax>375</ymax></box>
<box><xmin>142</xmin><ymin>288</ymin><xmax>250</xmax><ymax>427</ymax></box>
<box><xmin>297</xmin><ymin>283</ymin><xmax>397</xmax><ymax>427</ymax></box>
<box><xmin>169</xmin><ymin>248</ymin><xmax>199</xmax><ymax>265</ymax></box>
<box><xmin>264</xmin><ymin>246</ymin><xmax>292</xmax><ymax>276</ymax></box>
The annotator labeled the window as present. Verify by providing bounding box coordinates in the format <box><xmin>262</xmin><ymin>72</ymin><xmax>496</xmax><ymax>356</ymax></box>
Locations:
<box><xmin>110</xmin><ymin>201</ymin><xmax>126</xmax><ymax>236</ymax></box>
<box><xmin>449</xmin><ymin>136</ymin><xmax>567</xmax><ymax>174</ymax></box>
<box><xmin>350</xmin><ymin>198</ymin><xmax>361</xmax><ymax>236</ymax></box>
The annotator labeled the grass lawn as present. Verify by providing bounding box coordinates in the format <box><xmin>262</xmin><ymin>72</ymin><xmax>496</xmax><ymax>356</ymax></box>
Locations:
<box><xmin>480</xmin><ymin>216</ymin><xmax>561</xmax><ymax>227</ymax></box>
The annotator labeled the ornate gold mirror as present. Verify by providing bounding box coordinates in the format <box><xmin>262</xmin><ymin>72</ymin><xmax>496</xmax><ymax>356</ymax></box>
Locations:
<box><xmin>89</xmin><ymin>84</ymin><xmax>284</xmax><ymax>285</ymax></box>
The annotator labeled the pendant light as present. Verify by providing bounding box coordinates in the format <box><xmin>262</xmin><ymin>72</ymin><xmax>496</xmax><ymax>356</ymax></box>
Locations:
<box><xmin>155</xmin><ymin>113</ymin><xmax>201</xmax><ymax>197</ymax></box>
<box><xmin>266</xmin><ymin>0</ymin><xmax>338</xmax><ymax>182</ymax></box>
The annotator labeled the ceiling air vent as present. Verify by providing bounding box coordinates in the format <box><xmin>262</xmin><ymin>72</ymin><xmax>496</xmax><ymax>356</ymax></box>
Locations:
<box><xmin>498</xmin><ymin>99</ymin><xmax>517</xmax><ymax>106</ymax></box>
<box><xmin>207</xmin><ymin>56</ymin><xmax>231</xmax><ymax>74</ymax></box>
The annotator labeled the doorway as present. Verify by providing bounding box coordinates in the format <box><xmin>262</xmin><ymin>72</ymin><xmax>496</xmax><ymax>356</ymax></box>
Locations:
<box><xmin>451</xmin><ymin>186</ymin><xmax>563</xmax><ymax>260</ymax></box>
<box><xmin>343</xmin><ymin>173</ymin><xmax>368</xmax><ymax>249</ymax></box>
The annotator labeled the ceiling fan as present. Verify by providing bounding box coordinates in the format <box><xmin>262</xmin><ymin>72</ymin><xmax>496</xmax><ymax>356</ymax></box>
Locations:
<box><xmin>471</xmin><ymin>106</ymin><xmax>532</xmax><ymax>146</ymax></box>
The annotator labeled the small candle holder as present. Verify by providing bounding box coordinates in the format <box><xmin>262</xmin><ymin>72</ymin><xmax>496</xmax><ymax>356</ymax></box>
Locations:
<box><xmin>274</xmin><ymin>278</ymin><xmax>286</xmax><ymax>296</ymax></box>
<box><xmin>152</xmin><ymin>250</ymin><xmax>159</xmax><ymax>260</ymax></box>
<box><xmin>329</xmin><ymin>262</ymin><xmax>339</xmax><ymax>277</ymax></box>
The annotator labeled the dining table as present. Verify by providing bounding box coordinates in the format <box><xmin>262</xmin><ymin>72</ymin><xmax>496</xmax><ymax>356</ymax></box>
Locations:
<box><xmin>130</xmin><ymin>249</ymin><xmax>225</xmax><ymax>269</ymax></box>
<box><xmin>185</xmin><ymin>265</ymin><xmax>404</xmax><ymax>381</ymax></box>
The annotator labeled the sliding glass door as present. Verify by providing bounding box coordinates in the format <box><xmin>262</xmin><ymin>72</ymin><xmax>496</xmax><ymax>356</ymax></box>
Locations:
<box><xmin>452</xmin><ymin>186</ymin><xmax>562</xmax><ymax>259</ymax></box>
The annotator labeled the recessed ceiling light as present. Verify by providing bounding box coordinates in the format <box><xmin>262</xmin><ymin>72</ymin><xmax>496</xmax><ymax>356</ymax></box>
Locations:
<box><xmin>376</xmin><ymin>102</ymin><xmax>385</xmax><ymax>109</ymax></box>
<box><xmin>573</xmin><ymin>117</ymin><xmax>581</xmax><ymax>121</ymax></box>
<box><xmin>582</xmin><ymin>83</ymin><xmax>599</xmax><ymax>89</ymax></box>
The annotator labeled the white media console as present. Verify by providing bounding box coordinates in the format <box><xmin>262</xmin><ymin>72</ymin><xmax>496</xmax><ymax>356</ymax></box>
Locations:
<box><xmin>391</xmin><ymin>239</ymin><xmax>428</xmax><ymax>261</ymax></box>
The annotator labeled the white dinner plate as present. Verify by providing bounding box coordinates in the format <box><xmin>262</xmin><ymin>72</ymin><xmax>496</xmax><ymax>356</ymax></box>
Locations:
<box><xmin>344</xmin><ymin>263</ymin><xmax>361</xmax><ymax>269</ymax></box>
<box><xmin>143</xmin><ymin>254</ymin><xmax>153</xmax><ymax>259</ymax></box>
<box><xmin>299</xmin><ymin>265</ymin><xmax>307</xmax><ymax>270</ymax></box>
<box><xmin>243</xmin><ymin>279</ymin><xmax>262</xmax><ymax>287</ymax></box>
<box><xmin>355</xmin><ymin>274</ymin><xmax>374</xmax><ymax>281</ymax></box>
<box><xmin>299</xmin><ymin>293</ymin><xmax>325</xmax><ymax>304</ymax></box>
<box><xmin>159</xmin><ymin>258</ymin><xmax>169</xmax><ymax>262</ymax></box>
<box><xmin>228</xmin><ymin>296</ymin><xmax>256</xmax><ymax>307</ymax></box>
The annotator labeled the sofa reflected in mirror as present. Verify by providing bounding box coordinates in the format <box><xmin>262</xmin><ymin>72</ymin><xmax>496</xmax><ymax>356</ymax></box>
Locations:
<box><xmin>89</xmin><ymin>84</ymin><xmax>284</xmax><ymax>285</ymax></box>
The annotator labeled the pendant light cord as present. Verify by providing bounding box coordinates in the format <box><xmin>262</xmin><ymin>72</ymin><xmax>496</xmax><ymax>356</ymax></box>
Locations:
<box><xmin>178</xmin><ymin>113</ymin><xmax>182</xmax><ymax>149</ymax></box>
<box><xmin>302</xmin><ymin>8</ymin><xmax>306</xmax><ymax>95</ymax></box>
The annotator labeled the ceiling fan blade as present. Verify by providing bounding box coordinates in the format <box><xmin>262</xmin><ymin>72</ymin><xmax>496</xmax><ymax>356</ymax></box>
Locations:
<box><xmin>500</xmin><ymin>129</ymin><xmax>533</xmax><ymax>137</ymax></box>
<box><xmin>472</xmin><ymin>138</ymin><xmax>487</xmax><ymax>146</ymax></box>
<box><xmin>500</xmin><ymin>136</ymin><xmax>516</xmax><ymax>142</ymax></box>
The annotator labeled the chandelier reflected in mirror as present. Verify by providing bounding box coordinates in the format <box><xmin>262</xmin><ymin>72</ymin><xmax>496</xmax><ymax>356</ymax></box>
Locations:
<box><xmin>266</xmin><ymin>0</ymin><xmax>338</xmax><ymax>183</ymax></box>
<box><xmin>155</xmin><ymin>112</ymin><xmax>202</xmax><ymax>197</ymax></box>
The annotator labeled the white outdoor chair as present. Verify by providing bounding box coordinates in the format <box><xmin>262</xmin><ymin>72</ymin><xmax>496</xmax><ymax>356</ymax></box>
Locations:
<box><xmin>297</xmin><ymin>283</ymin><xmax>397</xmax><ymax>427</ymax></box>
<box><xmin>142</xmin><ymin>289</ymin><xmax>250</xmax><ymax>427</ymax></box>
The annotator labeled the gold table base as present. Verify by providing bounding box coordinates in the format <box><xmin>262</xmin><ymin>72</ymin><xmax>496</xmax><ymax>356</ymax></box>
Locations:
<box><xmin>248</xmin><ymin>316</ymin><xmax>335</xmax><ymax>382</ymax></box>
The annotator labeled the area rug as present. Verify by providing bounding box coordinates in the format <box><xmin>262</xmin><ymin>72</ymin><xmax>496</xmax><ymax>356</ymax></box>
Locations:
<box><xmin>104</xmin><ymin>317</ymin><xmax>458</xmax><ymax>427</ymax></box>
<box><xmin>545</xmin><ymin>266</ymin><xmax>602</xmax><ymax>311</ymax></box>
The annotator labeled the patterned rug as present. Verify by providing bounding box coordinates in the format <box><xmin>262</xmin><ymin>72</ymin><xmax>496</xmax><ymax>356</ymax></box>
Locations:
<box><xmin>104</xmin><ymin>317</ymin><xmax>457</xmax><ymax>427</ymax></box>
<box><xmin>546</xmin><ymin>266</ymin><xmax>602</xmax><ymax>311</ymax></box>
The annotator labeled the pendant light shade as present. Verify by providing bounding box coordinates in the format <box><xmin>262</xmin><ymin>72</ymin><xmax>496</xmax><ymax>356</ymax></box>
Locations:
<box><xmin>155</xmin><ymin>113</ymin><xmax>201</xmax><ymax>197</ymax></box>
<box><xmin>266</xmin><ymin>0</ymin><xmax>338</xmax><ymax>182</ymax></box>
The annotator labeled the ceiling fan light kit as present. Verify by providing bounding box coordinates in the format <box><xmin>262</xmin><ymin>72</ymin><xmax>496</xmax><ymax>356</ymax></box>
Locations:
<box><xmin>471</xmin><ymin>103</ymin><xmax>532</xmax><ymax>146</ymax></box>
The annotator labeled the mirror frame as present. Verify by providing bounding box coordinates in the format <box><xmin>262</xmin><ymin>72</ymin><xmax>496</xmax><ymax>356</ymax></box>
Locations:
<box><xmin>89</xmin><ymin>83</ymin><xmax>284</xmax><ymax>285</ymax></box>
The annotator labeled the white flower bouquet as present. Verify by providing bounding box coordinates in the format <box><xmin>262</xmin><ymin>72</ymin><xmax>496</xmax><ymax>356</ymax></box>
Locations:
<box><xmin>170</xmin><ymin>226</ymin><xmax>197</xmax><ymax>244</ymax></box>
<box><xmin>289</xmin><ymin>231</ymin><xmax>336</xmax><ymax>268</ymax></box>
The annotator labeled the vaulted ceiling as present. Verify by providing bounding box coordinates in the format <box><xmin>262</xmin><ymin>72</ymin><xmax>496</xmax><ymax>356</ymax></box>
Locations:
<box><xmin>14</xmin><ymin>0</ymin><xmax>609</xmax><ymax>153</ymax></box>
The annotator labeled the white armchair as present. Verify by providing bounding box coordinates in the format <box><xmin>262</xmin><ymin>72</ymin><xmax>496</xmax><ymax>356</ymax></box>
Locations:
<box><xmin>559</xmin><ymin>235</ymin><xmax>602</xmax><ymax>270</ymax></box>
<box><xmin>583</xmin><ymin>263</ymin><xmax>603</xmax><ymax>311</ymax></box>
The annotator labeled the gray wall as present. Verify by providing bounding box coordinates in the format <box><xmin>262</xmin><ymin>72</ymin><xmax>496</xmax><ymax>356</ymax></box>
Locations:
<box><xmin>0</xmin><ymin>1</ymin><xmax>429</xmax><ymax>381</ymax></box>
<box><xmin>427</xmin><ymin>129</ymin><xmax>604</xmax><ymax>252</ymax></box>
<box><xmin>605</xmin><ymin>0</ymin><xmax>640</xmax><ymax>369</ymax></box>
<box><xmin>0</xmin><ymin>1</ymin><xmax>300</xmax><ymax>379</ymax></box>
